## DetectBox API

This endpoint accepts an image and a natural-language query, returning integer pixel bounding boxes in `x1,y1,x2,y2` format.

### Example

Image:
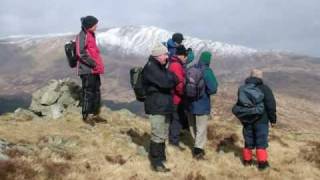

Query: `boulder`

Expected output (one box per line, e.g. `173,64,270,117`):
29,79,81,119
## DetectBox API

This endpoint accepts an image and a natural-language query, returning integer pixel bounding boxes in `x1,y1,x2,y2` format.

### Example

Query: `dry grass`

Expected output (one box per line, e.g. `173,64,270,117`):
0,106,320,179
301,141,320,169
0,160,38,180
185,171,206,180
105,154,127,165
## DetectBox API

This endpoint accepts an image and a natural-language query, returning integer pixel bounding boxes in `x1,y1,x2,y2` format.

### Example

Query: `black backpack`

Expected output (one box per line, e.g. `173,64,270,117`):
130,67,146,102
232,83,265,124
185,64,205,100
64,40,77,68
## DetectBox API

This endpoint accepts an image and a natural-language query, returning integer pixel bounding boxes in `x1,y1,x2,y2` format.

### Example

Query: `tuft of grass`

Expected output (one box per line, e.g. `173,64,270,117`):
42,160,70,180
125,128,150,151
301,141,320,169
0,160,37,180
185,171,206,180
216,133,242,157
5,148,25,158
105,154,127,165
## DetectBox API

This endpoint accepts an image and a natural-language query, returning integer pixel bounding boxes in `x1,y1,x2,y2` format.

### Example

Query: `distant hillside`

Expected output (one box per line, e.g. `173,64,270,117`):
0,25,319,131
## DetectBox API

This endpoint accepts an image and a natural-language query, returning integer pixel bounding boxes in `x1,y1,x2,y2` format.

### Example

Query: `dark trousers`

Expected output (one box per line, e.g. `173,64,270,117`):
169,104,187,145
80,74,101,116
243,122,269,149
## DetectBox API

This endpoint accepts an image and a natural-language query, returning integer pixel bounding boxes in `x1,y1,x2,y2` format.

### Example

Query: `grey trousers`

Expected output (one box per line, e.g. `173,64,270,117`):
188,114,209,149
149,115,170,143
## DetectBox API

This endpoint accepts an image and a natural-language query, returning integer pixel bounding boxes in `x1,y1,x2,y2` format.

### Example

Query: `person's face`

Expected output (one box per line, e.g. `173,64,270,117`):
89,24,98,32
156,53,168,65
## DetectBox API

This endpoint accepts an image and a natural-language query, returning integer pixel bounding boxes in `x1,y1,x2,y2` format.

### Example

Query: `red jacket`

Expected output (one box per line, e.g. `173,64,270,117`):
168,56,185,105
76,29,104,75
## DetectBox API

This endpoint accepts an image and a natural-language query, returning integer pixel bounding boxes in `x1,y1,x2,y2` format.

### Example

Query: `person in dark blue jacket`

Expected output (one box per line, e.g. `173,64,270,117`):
241,69,277,170
188,51,218,159
166,33,184,58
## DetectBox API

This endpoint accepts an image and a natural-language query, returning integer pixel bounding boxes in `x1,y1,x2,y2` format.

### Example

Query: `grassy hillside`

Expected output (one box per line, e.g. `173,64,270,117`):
0,105,319,180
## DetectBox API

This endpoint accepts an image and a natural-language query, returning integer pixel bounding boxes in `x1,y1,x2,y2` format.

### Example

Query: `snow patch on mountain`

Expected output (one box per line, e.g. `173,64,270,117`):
96,25,257,57
0,25,257,57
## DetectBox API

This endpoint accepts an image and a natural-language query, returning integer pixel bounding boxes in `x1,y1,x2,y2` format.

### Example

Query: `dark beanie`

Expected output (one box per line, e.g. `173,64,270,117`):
176,45,187,56
172,33,184,44
81,16,98,30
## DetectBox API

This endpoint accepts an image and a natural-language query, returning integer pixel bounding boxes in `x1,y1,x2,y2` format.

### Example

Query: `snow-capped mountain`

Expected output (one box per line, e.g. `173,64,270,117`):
97,25,257,57
0,25,257,57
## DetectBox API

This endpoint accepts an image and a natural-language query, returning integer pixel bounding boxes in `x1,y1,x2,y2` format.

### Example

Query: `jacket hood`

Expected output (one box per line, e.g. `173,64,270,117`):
199,51,212,66
167,39,177,48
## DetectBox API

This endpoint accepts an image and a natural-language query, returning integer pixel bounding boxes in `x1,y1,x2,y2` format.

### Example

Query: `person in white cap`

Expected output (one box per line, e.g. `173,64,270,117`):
142,42,178,172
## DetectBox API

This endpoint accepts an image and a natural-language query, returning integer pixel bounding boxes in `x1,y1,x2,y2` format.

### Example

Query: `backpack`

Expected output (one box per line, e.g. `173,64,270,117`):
64,40,77,68
232,83,265,124
130,67,146,102
185,64,205,99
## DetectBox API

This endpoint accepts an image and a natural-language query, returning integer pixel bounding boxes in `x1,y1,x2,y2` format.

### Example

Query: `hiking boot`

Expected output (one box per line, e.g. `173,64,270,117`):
194,153,205,160
192,147,205,160
243,160,254,166
152,164,171,172
149,141,170,173
83,114,95,127
258,161,270,171
256,149,269,170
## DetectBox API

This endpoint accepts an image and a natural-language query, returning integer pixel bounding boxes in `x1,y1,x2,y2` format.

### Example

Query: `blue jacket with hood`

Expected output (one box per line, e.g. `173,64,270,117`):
189,52,218,115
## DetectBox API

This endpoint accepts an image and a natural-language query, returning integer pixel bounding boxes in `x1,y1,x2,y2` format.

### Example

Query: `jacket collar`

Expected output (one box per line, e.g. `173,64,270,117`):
198,61,209,68
170,55,183,65
149,56,166,68
82,28,95,37
245,77,263,85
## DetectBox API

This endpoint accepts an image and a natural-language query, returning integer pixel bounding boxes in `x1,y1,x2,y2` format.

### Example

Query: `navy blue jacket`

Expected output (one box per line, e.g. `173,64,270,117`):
166,39,178,58
189,62,218,115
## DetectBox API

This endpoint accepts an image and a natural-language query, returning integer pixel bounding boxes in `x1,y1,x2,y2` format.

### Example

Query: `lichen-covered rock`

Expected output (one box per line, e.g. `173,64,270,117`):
28,79,81,119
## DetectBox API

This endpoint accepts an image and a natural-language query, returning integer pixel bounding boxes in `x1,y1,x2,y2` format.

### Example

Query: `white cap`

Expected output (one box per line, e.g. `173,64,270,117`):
151,43,168,56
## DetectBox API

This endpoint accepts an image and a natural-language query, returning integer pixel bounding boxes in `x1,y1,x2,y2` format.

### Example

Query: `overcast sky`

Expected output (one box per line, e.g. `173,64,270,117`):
1,0,319,57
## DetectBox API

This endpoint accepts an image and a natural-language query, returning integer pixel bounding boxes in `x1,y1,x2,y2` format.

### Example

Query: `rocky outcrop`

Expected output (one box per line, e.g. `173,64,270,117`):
14,79,81,120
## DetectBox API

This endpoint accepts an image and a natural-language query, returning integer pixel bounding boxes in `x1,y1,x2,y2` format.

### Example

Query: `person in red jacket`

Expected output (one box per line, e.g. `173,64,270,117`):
76,15,105,126
168,45,188,149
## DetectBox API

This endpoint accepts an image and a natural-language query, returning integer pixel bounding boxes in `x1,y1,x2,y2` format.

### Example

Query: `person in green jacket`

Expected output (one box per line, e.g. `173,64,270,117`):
187,51,218,159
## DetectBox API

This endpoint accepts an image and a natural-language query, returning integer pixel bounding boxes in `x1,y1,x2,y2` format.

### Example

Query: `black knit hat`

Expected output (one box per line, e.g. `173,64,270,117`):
176,45,187,56
172,33,184,44
81,16,98,30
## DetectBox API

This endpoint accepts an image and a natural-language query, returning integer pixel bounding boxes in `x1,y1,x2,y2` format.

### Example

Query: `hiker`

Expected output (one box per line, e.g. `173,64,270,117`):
187,51,218,160
186,48,195,66
166,33,184,58
142,43,178,172
76,15,105,126
235,69,277,170
168,45,188,150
